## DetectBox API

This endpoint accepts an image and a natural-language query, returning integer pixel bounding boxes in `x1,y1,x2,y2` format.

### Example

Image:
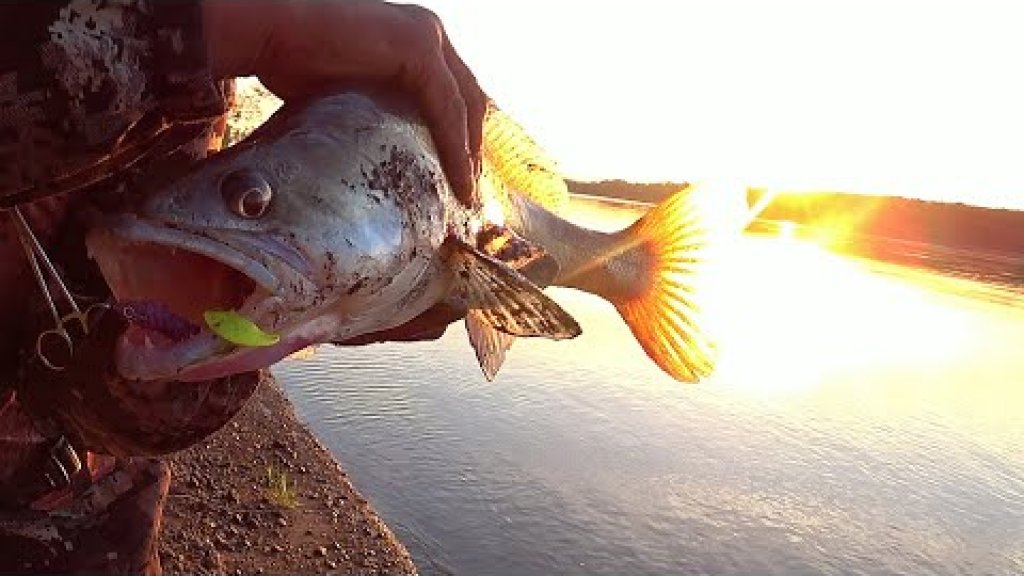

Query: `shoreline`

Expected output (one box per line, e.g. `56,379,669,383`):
159,372,416,575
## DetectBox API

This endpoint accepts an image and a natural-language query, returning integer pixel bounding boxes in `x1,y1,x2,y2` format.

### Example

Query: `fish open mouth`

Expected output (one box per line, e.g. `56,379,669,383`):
112,245,259,340
108,242,256,335
85,218,287,382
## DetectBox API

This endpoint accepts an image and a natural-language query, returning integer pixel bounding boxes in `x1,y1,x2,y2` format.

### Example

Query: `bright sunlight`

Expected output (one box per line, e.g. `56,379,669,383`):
422,0,1024,210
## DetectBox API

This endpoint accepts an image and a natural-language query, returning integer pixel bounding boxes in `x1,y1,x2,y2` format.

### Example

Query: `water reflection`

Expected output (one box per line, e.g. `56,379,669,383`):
713,236,1023,460
274,197,1024,576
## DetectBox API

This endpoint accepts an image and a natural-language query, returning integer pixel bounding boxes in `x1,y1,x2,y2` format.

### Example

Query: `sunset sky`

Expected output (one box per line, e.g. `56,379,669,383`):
420,0,1023,209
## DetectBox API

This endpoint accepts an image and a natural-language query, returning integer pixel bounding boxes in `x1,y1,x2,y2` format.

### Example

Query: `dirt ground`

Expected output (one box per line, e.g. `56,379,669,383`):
160,373,416,575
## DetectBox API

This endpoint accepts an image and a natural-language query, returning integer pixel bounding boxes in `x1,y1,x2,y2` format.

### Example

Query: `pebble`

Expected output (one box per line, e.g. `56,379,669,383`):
201,551,219,569
315,546,327,557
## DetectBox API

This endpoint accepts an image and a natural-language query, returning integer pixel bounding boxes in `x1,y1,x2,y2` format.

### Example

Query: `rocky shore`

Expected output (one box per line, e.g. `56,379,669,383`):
159,372,416,575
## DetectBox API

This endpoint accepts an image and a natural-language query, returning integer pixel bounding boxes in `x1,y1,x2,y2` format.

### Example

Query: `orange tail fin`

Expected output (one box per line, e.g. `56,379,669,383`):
611,186,724,382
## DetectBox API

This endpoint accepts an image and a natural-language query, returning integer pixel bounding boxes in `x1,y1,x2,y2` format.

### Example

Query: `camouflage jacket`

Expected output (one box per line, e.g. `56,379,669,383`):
0,0,231,208
0,2,250,571
0,0,247,454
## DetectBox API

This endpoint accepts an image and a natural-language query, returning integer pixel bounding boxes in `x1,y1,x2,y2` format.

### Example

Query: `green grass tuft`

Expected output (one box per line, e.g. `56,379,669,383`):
265,465,299,509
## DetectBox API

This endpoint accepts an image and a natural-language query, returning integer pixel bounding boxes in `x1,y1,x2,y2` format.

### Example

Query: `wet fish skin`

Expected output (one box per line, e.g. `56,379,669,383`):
87,91,716,383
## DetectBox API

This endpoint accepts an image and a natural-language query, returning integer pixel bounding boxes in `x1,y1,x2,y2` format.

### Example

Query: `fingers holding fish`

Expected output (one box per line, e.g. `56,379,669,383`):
390,4,486,208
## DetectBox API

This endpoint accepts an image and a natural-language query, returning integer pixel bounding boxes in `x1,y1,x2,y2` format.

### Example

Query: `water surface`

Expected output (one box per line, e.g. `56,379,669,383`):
273,198,1024,576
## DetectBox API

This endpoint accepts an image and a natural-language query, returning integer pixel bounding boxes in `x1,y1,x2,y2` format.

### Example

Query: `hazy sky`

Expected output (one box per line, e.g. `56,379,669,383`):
420,0,1023,208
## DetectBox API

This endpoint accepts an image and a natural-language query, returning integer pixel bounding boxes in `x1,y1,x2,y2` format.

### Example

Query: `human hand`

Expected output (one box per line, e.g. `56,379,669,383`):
203,1,485,207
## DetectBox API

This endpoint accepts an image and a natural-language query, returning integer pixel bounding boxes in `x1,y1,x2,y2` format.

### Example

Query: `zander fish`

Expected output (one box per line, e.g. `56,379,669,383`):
85,91,720,383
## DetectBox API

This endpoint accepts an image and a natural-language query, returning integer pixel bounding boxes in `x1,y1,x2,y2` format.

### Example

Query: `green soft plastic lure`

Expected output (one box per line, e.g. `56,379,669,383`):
203,310,280,347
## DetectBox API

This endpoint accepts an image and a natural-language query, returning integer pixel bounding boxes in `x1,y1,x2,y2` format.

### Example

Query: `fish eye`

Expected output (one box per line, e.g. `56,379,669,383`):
220,170,272,219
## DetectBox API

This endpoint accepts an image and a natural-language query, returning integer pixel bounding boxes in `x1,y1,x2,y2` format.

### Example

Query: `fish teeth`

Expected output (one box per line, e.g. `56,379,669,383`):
143,335,155,350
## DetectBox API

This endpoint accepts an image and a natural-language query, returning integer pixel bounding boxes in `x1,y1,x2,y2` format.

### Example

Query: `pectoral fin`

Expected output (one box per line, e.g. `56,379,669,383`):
443,238,580,341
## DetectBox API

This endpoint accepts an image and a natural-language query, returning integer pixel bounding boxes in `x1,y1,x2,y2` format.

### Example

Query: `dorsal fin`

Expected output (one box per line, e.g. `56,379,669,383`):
483,103,570,214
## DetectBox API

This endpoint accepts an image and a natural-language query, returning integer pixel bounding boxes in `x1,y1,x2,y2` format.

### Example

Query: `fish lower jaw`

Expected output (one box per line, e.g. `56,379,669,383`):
114,321,305,383
115,325,227,381
173,335,312,383
114,293,289,382
173,313,347,382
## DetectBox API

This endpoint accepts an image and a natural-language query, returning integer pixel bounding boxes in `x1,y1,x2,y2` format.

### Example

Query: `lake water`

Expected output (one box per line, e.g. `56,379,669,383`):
272,197,1024,576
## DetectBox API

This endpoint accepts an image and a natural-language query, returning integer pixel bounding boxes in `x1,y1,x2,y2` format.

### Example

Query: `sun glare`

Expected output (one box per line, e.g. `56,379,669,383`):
703,238,976,398
777,221,797,240
423,0,1024,210
564,190,989,402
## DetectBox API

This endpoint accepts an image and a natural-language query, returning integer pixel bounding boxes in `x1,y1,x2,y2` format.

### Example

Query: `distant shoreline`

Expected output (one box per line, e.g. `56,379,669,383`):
570,180,1024,259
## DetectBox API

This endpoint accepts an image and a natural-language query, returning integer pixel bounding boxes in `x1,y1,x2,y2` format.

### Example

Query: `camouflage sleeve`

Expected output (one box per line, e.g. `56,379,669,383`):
0,0,232,208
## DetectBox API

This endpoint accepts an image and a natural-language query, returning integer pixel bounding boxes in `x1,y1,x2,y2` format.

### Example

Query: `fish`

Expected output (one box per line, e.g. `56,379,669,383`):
84,91,719,384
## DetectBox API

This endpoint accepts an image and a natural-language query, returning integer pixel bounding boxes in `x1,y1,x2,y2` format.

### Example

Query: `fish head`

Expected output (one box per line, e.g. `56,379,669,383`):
86,93,450,382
